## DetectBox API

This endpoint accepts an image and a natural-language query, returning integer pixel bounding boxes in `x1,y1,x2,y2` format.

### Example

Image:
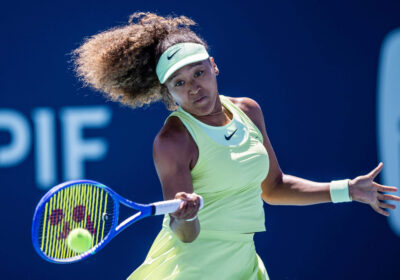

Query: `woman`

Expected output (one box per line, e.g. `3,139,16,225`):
72,12,400,280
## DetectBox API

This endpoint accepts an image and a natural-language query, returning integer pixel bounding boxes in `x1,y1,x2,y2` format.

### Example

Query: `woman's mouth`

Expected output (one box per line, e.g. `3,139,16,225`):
194,96,206,103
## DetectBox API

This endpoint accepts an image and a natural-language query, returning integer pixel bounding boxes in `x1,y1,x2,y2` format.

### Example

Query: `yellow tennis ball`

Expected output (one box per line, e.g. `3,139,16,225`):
67,228,93,253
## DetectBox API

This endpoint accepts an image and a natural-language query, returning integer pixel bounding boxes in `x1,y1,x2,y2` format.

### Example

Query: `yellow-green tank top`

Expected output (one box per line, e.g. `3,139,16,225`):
162,95,270,234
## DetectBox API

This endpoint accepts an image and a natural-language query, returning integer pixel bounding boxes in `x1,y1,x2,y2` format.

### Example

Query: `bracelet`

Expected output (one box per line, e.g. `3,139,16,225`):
330,179,352,203
185,215,198,222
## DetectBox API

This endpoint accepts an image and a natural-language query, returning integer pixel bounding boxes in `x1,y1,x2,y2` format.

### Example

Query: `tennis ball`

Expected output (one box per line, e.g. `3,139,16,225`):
67,228,93,253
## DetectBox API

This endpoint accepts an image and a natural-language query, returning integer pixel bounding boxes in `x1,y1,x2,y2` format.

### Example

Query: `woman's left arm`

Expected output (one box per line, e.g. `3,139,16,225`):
237,97,400,216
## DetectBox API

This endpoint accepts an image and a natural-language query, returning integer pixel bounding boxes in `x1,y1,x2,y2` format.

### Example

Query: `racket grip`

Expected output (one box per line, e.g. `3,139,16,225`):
152,195,204,216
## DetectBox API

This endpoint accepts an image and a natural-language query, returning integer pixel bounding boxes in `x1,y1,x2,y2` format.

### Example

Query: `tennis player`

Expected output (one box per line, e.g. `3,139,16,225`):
72,12,400,280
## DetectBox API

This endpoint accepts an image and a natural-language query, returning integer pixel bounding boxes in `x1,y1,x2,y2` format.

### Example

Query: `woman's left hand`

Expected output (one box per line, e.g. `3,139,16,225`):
349,162,400,216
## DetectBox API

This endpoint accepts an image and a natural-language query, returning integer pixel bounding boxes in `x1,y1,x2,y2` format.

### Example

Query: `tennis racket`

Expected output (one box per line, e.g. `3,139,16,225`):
31,179,203,264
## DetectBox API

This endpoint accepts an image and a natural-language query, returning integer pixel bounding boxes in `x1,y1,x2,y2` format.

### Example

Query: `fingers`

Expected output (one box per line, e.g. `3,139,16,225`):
367,162,383,180
174,192,191,201
378,193,400,202
369,191,400,217
378,201,396,210
371,204,390,217
375,182,398,193
171,192,201,221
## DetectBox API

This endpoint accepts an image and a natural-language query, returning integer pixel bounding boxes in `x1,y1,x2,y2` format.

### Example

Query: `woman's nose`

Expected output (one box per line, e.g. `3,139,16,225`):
188,81,200,95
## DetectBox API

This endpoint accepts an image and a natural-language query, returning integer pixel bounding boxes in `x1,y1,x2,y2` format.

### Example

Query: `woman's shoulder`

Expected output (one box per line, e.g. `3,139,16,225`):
225,96,264,125
153,115,196,163
156,116,191,147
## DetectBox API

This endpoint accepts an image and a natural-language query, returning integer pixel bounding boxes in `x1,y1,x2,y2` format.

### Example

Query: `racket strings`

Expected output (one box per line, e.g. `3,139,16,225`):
37,184,115,260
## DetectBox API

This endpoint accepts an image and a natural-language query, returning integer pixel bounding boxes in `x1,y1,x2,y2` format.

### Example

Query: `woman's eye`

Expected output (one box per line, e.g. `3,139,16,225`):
174,71,203,87
175,80,184,87
195,71,204,77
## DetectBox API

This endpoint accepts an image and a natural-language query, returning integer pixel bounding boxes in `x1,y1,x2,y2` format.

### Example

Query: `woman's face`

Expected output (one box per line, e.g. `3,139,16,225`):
165,57,220,116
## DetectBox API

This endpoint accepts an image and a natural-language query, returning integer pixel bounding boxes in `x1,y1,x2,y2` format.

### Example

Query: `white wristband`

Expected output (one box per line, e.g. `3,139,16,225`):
330,179,352,203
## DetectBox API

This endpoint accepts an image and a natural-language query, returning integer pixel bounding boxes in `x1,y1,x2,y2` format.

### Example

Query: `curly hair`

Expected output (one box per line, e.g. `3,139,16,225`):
71,12,209,111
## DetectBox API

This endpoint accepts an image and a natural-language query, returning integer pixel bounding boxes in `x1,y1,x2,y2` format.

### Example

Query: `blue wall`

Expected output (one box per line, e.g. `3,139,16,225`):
1,0,400,279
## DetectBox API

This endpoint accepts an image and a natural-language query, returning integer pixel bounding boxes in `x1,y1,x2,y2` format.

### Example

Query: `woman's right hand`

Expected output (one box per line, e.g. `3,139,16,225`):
170,192,202,221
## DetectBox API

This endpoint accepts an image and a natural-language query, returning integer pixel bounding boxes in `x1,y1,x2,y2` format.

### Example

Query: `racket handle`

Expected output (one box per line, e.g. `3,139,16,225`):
152,195,204,216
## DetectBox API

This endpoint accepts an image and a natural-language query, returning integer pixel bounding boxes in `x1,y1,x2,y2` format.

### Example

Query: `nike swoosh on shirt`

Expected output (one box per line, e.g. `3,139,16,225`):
167,48,181,60
225,129,238,140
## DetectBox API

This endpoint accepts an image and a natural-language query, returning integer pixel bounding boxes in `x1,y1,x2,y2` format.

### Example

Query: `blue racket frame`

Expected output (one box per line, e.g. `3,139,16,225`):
32,179,155,264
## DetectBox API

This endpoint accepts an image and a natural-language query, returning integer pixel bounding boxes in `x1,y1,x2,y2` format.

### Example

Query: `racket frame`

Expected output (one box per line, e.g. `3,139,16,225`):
32,179,154,264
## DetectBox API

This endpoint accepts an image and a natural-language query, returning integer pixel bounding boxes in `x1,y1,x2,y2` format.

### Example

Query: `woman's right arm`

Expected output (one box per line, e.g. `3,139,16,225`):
152,117,201,243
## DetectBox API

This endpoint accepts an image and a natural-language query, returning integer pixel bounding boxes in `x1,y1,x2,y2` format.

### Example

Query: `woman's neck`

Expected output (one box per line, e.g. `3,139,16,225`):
195,105,232,126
